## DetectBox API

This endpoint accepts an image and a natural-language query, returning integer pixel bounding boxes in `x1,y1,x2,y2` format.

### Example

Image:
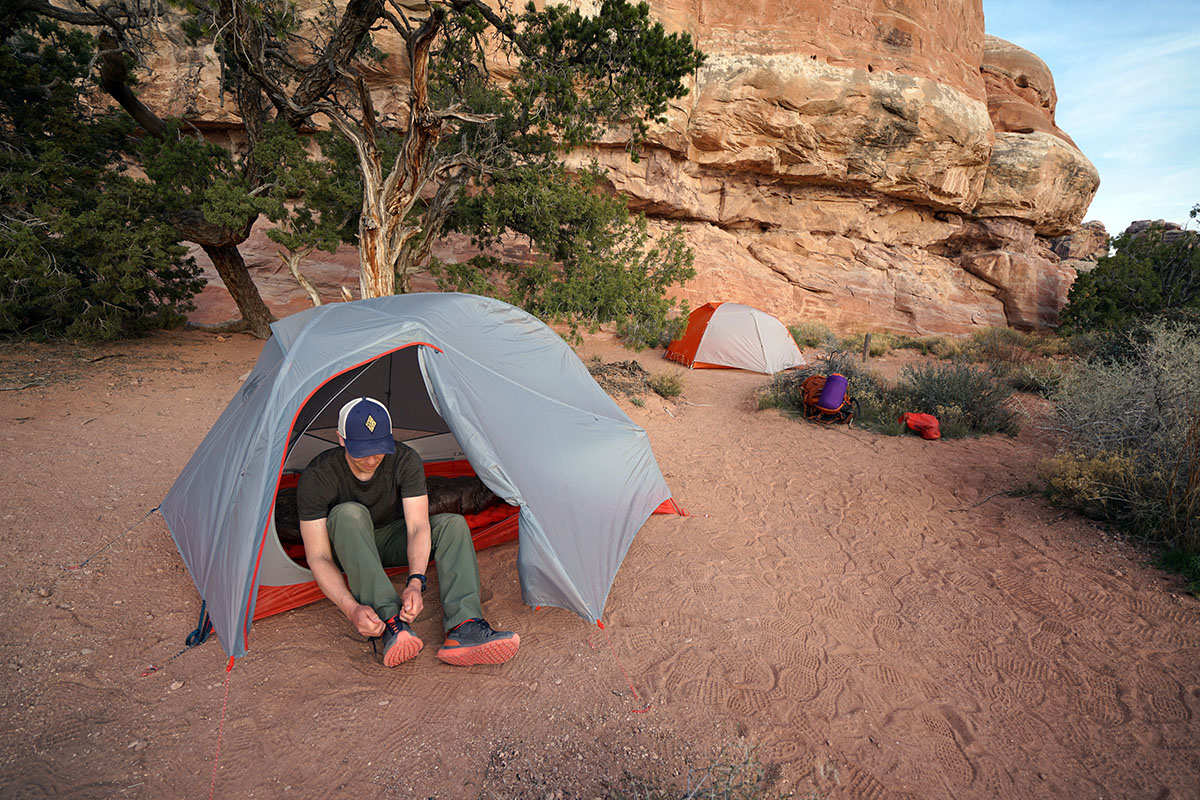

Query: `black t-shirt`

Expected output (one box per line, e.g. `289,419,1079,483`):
296,444,427,527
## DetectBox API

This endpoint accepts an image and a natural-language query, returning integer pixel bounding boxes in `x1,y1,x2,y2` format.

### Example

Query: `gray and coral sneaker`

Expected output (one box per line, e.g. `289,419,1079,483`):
436,618,520,666
378,614,423,667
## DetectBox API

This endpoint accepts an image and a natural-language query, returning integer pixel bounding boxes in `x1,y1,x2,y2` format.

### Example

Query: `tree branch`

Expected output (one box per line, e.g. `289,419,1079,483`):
96,31,167,138
1,0,128,27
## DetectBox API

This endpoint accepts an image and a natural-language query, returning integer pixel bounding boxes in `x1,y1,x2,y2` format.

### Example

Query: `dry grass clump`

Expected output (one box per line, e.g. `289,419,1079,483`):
788,321,836,349
587,356,684,402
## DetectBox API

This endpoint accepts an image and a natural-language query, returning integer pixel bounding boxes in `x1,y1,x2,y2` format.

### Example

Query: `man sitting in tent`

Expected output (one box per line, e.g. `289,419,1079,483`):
297,397,520,667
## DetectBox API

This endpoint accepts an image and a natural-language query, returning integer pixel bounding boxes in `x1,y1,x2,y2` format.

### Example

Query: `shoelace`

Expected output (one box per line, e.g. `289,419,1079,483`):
370,617,405,655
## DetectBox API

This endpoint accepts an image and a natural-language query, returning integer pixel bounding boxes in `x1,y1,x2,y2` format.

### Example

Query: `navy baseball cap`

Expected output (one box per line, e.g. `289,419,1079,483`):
337,397,396,458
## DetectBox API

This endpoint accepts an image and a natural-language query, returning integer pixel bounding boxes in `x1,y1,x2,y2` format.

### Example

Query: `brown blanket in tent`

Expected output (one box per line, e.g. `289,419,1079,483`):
425,476,503,516
273,477,502,546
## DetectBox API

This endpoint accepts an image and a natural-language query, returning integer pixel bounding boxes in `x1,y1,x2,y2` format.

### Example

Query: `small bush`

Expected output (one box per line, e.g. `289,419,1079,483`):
648,372,684,399
788,321,834,349
895,361,1019,436
1045,319,1200,560
891,334,950,355
960,327,1037,365
1007,360,1068,397
1041,451,1142,522
837,331,892,357
760,352,1017,438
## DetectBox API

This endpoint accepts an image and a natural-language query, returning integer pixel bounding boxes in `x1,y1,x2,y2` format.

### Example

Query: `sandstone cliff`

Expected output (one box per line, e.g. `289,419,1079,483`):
162,1,1101,334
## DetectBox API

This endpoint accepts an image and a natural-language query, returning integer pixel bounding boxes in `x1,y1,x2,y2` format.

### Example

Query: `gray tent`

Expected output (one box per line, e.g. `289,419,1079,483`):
160,293,673,659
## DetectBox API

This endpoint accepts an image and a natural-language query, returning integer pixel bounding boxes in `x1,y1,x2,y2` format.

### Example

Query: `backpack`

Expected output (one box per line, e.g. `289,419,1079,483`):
799,374,858,425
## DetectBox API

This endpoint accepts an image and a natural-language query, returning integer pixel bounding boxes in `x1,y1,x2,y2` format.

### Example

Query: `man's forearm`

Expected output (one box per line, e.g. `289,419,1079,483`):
406,524,431,577
308,555,359,618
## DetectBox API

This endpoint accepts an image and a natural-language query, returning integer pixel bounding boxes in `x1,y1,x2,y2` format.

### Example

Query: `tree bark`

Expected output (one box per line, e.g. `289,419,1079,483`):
203,243,275,338
356,7,444,298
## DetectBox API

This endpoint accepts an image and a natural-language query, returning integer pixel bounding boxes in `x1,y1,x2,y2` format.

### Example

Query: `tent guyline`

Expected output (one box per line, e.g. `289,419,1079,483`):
64,503,162,571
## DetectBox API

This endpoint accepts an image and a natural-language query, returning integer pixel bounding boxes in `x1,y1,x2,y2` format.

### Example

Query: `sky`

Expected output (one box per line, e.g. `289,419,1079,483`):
982,0,1200,235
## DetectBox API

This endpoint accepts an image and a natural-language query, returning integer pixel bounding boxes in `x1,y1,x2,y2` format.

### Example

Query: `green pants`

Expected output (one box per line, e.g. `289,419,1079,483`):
326,503,483,631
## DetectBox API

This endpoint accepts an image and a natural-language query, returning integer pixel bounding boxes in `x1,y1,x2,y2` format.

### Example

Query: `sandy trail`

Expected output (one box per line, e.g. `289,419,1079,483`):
0,329,1196,799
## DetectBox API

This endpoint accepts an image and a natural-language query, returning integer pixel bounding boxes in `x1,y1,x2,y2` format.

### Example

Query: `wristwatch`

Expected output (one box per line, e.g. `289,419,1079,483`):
407,573,427,593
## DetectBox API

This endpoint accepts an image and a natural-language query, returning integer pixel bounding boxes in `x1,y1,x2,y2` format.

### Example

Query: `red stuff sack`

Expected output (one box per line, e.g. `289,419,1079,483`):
898,412,941,440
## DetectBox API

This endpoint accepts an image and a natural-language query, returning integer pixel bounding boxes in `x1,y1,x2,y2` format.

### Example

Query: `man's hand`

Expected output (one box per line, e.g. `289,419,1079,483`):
349,603,385,637
398,583,424,623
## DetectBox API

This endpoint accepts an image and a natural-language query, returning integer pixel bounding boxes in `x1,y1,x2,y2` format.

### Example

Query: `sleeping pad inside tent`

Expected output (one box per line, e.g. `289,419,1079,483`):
160,293,683,659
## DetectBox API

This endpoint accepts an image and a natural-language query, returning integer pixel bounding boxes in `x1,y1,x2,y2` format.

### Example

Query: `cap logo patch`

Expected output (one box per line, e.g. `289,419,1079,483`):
365,414,377,433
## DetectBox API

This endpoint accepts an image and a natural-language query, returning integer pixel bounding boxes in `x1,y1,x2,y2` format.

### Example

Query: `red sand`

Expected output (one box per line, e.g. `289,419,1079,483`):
1,329,1197,799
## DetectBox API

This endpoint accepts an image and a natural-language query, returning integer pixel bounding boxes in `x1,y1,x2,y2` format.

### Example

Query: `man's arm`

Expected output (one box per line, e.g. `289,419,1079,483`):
397,494,432,623
299,517,385,637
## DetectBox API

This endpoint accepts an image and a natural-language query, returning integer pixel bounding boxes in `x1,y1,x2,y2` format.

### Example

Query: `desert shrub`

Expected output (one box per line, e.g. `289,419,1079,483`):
760,352,1015,437
837,331,894,357
1026,333,1074,357
1044,319,1200,556
648,372,684,399
928,337,968,359
758,351,891,423
894,361,1019,436
959,327,1037,365
1007,360,1069,397
788,321,834,349
1041,451,1143,521
891,334,949,355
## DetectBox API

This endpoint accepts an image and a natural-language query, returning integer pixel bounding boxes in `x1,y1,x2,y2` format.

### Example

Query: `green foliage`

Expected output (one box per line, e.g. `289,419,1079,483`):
895,361,1019,437
760,351,1017,438
507,0,704,155
1044,319,1200,557
424,3,702,342
1060,219,1199,333
139,122,262,235
1155,549,1200,595
788,322,834,349
0,14,202,340
436,166,694,347
648,372,684,399
252,125,361,257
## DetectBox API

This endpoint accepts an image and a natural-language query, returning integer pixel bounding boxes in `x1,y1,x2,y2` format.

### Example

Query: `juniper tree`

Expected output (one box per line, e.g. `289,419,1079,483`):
202,0,703,338
0,13,202,340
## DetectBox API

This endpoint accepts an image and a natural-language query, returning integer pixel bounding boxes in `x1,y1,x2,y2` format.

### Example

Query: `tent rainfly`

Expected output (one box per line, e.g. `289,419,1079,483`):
665,302,806,374
160,293,679,659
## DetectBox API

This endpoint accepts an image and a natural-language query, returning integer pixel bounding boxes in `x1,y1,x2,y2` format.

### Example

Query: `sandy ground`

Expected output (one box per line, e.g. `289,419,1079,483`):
1,327,1198,799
